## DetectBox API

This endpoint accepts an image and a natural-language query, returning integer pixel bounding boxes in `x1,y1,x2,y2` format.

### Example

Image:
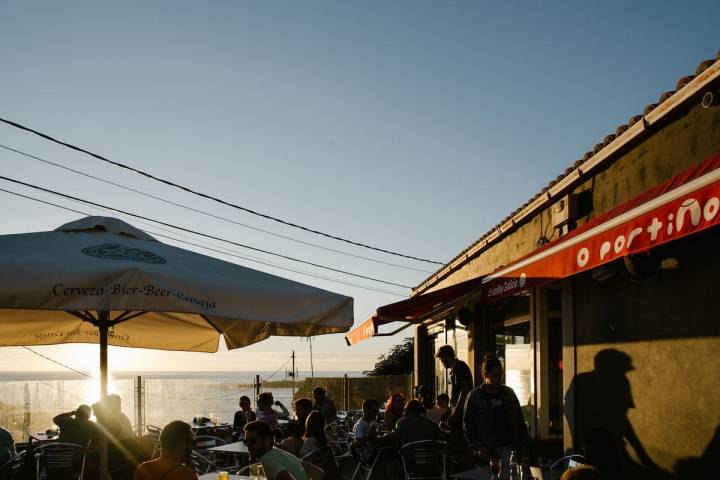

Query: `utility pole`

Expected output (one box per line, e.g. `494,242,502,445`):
309,336,314,379
291,350,296,399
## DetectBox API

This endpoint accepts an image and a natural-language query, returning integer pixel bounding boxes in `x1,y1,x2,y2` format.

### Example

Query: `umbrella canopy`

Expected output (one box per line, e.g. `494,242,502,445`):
0,216,354,353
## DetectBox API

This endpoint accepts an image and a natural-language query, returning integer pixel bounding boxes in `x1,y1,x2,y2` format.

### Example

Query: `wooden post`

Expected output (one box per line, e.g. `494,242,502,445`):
135,376,143,436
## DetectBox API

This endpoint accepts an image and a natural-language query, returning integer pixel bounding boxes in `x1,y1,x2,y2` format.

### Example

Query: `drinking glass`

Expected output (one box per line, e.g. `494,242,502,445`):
490,458,502,480
217,471,229,480
250,463,266,480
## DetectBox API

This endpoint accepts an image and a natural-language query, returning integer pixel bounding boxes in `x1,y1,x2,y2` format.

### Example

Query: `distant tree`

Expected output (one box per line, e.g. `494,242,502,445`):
363,337,413,376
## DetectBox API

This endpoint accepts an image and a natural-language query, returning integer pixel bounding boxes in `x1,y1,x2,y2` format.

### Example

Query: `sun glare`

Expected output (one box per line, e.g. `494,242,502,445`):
82,369,114,407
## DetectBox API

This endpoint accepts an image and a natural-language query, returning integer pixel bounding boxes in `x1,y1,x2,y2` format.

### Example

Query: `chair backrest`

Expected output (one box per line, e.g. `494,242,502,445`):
302,446,337,480
190,451,217,475
400,440,447,480
193,435,227,451
34,443,86,480
302,460,326,480
0,450,27,480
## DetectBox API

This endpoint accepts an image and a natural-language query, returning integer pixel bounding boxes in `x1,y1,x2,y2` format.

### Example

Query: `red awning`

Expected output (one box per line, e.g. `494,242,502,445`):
483,152,720,300
345,276,485,345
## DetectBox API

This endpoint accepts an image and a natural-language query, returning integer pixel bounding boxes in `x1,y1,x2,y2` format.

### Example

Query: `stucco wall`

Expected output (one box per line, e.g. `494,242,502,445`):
428,100,720,293
570,229,720,477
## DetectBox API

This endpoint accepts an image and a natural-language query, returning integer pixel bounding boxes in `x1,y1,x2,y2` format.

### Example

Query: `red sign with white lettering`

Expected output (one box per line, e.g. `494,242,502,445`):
485,155,720,300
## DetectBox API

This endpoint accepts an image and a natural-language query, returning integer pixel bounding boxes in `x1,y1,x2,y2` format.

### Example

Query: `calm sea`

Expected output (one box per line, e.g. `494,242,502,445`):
0,371,358,442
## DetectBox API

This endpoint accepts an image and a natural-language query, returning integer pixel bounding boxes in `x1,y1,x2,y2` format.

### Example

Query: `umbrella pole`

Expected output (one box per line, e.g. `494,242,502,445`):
98,310,109,480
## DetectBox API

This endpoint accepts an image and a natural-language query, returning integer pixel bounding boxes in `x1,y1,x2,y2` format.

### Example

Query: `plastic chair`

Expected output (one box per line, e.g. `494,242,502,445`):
0,450,27,480
146,425,161,459
190,450,226,475
33,443,86,480
399,440,447,480
302,460,326,480
302,446,338,479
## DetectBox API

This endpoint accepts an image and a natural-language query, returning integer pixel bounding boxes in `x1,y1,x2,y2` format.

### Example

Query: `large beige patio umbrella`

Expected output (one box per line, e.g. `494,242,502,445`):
0,216,354,398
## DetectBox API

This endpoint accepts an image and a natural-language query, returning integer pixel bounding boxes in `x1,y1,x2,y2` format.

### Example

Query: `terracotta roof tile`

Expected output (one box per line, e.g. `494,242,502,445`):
696,59,715,75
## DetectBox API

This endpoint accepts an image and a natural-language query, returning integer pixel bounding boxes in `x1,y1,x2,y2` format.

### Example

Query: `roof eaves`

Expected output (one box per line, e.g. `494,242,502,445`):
413,53,720,296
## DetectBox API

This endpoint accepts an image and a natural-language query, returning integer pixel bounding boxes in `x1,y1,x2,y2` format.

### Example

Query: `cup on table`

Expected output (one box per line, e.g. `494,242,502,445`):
250,463,266,480
217,471,229,480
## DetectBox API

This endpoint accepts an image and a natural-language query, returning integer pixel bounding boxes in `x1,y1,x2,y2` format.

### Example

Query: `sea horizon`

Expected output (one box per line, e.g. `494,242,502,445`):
0,370,366,381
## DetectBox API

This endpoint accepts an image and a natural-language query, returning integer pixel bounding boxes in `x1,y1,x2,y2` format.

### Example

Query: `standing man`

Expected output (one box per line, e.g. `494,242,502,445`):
436,345,474,467
312,386,337,425
243,421,307,480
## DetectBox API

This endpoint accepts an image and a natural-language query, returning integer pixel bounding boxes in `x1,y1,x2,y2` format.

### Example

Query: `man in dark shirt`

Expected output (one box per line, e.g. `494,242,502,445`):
53,404,96,447
393,400,441,448
233,395,256,433
436,345,474,468
312,386,337,425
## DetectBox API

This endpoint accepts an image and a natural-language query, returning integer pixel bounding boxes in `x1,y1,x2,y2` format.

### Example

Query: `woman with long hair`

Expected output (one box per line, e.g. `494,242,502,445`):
299,411,327,457
383,392,406,431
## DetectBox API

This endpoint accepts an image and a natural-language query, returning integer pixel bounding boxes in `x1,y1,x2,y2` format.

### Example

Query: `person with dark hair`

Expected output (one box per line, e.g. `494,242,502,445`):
436,345,474,468
243,420,307,480
0,426,15,467
464,354,530,478
134,421,197,480
383,393,405,431
427,393,450,424
257,392,289,428
279,398,314,456
312,386,337,425
353,399,381,462
393,399,441,447
415,385,434,411
234,395,257,433
299,411,327,457
53,404,97,447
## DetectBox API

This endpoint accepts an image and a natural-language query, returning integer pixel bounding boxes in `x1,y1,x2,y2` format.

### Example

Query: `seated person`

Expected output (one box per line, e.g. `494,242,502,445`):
279,397,314,456
234,395,257,433
383,393,405,431
312,387,337,425
134,421,197,480
53,404,97,447
416,385,434,411
426,393,450,424
244,420,307,480
0,426,15,466
299,411,327,457
352,399,380,462
257,392,290,428
393,399,441,448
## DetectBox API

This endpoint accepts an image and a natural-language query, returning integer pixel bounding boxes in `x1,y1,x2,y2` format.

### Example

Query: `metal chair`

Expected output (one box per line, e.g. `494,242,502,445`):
33,443,86,480
302,446,338,479
189,450,226,475
145,425,161,459
349,445,384,480
0,450,27,480
302,460,326,480
399,440,447,480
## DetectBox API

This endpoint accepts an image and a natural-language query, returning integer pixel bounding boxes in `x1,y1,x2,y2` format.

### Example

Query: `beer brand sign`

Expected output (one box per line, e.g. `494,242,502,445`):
485,162,720,300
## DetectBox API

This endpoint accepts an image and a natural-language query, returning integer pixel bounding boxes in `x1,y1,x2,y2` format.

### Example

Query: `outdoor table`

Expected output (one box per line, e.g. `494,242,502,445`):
451,466,491,480
198,474,250,480
28,431,59,443
192,422,230,431
208,442,249,454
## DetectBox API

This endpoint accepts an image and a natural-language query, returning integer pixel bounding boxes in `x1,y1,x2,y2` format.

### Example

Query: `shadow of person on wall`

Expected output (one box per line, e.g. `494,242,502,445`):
565,349,668,479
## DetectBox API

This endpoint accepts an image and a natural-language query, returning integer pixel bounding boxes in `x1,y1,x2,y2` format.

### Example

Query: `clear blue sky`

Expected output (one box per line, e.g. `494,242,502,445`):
0,0,718,373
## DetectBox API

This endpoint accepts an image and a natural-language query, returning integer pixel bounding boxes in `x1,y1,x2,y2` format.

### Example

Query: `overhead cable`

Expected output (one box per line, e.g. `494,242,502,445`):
0,116,445,265
0,187,408,297
0,143,432,274
22,346,94,378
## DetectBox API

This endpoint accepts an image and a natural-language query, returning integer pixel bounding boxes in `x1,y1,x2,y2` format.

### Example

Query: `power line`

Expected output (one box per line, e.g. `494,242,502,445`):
0,116,445,265
0,143,432,274
22,346,94,378
0,186,408,297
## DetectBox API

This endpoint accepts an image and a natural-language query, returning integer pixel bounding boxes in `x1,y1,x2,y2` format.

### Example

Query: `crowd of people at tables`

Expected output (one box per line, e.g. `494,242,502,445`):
1,346,602,479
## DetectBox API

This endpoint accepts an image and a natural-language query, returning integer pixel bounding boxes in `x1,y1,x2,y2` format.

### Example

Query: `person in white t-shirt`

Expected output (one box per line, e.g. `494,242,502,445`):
352,398,380,462
426,393,450,424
